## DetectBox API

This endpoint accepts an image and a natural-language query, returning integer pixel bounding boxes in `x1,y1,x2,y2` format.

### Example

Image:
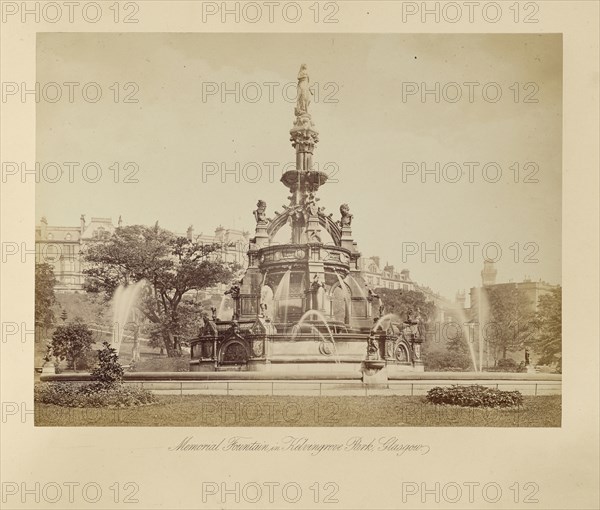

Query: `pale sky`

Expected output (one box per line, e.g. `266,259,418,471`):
36,33,562,299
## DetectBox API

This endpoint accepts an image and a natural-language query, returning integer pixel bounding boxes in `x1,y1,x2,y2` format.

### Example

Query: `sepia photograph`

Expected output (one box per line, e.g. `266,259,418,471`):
1,2,598,509
32,33,562,427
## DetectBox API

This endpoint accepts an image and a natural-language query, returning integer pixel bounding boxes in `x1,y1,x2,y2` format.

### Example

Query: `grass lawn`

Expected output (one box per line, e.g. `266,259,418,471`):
35,395,561,427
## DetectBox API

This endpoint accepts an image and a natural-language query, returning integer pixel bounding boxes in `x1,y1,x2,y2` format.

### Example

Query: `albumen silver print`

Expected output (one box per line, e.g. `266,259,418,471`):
1,2,598,510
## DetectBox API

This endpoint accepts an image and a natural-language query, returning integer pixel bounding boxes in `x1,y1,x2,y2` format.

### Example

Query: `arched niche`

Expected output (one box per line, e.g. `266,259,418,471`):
260,285,274,314
329,281,351,324
219,340,249,364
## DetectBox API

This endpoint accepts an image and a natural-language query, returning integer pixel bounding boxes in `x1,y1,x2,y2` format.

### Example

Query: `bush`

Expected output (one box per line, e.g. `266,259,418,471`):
35,382,156,408
425,350,471,372
50,319,94,370
91,342,124,385
426,385,523,408
486,359,526,373
77,349,99,371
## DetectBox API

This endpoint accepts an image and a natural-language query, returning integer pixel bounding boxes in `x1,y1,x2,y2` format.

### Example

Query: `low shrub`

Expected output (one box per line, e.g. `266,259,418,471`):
77,349,99,371
34,382,156,408
91,342,124,384
426,385,523,408
424,351,472,372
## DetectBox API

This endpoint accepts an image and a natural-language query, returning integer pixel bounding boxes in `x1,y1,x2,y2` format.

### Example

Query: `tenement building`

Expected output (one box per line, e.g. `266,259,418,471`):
35,215,249,293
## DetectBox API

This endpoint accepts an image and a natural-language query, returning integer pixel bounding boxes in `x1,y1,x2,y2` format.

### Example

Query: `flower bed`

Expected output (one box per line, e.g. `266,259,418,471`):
426,385,523,408
35,382,156,408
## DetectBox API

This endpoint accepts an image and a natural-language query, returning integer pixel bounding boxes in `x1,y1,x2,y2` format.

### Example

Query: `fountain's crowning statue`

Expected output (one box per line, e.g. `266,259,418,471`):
190,65,424,374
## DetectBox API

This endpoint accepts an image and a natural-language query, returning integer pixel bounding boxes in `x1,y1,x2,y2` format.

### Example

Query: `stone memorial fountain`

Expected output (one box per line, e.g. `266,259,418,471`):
190,65,424,378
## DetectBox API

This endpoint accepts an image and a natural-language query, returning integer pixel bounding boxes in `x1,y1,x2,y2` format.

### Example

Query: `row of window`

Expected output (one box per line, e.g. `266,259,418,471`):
365,275,412,291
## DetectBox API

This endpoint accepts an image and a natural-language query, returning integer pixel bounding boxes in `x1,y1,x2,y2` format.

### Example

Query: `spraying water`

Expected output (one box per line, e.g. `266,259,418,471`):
373,313,401,332
295,309,340,362
478,288,491,370
332,268,350,322
346,274,368,301
453,307,480,372
273,268,292,323
111,280,146,355
217,294,233,320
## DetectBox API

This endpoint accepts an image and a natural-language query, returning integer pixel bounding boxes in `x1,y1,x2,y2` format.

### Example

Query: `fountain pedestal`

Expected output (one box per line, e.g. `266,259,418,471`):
41,361,56,375
361,360,388,385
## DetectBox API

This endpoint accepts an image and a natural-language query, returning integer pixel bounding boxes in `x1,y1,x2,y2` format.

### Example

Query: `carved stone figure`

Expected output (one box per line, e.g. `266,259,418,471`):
253,200,268,224
225,283,241,298
210,306,217,321
339,204,353,227
311,274,325,292
385,339,394,359
367,289,379,302
366,330,380,360
305,192,320,216
259,302,268,318
295,64,312,116
203,315,218,337
413,342,422,361
311,275,325,310
308,230,322,243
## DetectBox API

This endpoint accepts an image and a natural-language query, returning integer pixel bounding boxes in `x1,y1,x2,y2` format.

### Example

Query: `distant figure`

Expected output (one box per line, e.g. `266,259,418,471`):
525,348,530,365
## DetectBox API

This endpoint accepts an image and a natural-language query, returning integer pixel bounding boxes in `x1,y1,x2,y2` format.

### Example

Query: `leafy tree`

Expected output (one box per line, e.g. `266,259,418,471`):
485,285,535,362
35,263,57,330
530,287,561,370
375,289,436,324
50,319,94,370
147,298,206,351
91,342,124,385
446,324,469,355
83,224,237,357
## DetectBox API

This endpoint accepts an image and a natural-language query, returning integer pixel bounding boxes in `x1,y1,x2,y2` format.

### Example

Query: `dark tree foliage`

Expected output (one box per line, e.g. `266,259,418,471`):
50,319,94,370
486,285,535,362
35,263,57,328
530,287,562,371
91,342,124,385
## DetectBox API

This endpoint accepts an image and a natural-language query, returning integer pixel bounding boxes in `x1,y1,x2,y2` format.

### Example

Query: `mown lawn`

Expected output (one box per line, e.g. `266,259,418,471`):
35,395,561,427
